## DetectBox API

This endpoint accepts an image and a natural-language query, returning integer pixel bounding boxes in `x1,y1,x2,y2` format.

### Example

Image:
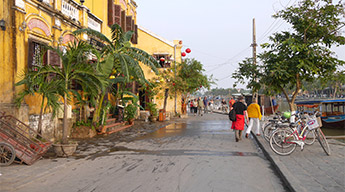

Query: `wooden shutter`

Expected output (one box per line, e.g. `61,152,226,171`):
114,5,121,25
131,24,138,44
27,39,34,70
126,16,132,32
121,10,126,31
108,0,114,26
47,50,61,67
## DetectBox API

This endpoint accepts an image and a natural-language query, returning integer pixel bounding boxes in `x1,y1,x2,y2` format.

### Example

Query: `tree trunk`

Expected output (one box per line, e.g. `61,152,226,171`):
37,95,45,139
62,93,68,144
163,88,169,111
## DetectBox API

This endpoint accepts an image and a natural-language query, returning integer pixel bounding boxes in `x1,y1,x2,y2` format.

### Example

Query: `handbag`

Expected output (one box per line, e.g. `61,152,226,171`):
229,109,236,121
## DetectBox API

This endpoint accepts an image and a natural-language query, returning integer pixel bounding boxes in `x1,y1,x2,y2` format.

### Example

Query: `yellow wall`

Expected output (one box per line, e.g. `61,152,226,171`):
0,0,138,115
136,27,183,114
1,0,184,118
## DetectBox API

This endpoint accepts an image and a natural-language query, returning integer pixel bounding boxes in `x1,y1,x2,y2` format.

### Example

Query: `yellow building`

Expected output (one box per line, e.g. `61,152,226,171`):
0,0,183,139
135,26,183,116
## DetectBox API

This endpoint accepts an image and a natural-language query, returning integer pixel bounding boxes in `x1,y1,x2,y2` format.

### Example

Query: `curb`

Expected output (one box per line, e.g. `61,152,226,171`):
215,111,297,192
252,134,296,192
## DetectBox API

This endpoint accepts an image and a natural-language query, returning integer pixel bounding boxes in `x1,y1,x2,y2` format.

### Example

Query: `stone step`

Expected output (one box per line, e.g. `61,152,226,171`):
106,118,116,123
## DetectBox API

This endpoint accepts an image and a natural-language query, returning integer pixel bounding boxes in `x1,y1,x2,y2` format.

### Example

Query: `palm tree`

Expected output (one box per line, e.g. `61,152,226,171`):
15,67,63,138
73,24,160,124
36,41,103,144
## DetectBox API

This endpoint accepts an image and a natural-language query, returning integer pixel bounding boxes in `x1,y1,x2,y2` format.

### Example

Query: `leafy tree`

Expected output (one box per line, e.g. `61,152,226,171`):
235,0,345,111
175,58,213,100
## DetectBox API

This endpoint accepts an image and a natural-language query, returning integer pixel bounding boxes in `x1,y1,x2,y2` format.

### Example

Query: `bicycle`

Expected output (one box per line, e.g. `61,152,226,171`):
269,112,328,156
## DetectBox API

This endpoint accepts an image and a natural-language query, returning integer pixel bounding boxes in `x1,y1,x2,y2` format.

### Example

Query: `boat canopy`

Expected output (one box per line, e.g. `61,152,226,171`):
295,99,345,105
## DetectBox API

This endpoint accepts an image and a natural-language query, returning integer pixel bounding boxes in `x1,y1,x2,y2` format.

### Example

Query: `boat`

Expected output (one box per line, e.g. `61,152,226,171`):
295,99,345,129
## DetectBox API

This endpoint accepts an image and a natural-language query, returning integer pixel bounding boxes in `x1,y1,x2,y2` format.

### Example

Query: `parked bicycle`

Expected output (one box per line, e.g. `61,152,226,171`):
269,111,330,156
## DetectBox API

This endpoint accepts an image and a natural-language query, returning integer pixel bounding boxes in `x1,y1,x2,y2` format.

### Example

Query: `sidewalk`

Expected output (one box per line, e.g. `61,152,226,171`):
253,133,345,192
214,109,345,192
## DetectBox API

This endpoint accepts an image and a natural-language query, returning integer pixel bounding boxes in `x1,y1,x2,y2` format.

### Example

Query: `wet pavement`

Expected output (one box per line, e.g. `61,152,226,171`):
1,113,287,192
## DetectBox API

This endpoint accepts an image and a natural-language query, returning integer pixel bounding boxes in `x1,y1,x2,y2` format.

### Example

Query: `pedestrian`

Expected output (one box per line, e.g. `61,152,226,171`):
229,97,235,110
189,100,194,115
209,99,214,113
245,99,262,138
203,96,208,114
198,97,204,116
193,99,198,115
231,96,249,142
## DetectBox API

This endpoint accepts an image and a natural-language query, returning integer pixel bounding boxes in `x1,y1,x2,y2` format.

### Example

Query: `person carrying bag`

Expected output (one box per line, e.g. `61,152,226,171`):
230,96,249,142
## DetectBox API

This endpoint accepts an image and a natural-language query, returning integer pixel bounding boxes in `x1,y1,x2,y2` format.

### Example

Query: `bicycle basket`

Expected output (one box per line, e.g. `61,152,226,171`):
307,118,320,130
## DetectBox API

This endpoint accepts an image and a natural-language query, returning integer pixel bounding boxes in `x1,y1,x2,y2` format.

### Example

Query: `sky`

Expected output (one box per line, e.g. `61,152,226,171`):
135,0,345,89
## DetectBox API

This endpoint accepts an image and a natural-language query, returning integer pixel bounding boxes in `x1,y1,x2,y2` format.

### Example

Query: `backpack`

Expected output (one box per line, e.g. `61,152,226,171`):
229,109,236,121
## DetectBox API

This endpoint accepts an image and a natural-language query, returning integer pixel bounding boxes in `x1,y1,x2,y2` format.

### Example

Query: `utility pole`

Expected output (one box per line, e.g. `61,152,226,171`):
251,18,258,101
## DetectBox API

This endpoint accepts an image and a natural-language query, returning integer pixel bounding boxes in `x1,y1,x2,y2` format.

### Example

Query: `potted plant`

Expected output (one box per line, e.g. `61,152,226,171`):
146,102,158,122
124,103,137,124
36,41,103,157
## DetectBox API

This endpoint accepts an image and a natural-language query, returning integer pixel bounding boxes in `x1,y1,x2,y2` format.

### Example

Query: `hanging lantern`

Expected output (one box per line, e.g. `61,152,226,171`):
160,57,165,62
181,52,186,57
173,83,176,86
110,75,115,79
200,85,202,88
186,48,191,53
196,88,198,91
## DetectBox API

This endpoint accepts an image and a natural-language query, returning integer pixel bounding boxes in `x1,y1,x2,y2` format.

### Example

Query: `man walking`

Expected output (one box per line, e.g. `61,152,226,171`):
203,96,208,114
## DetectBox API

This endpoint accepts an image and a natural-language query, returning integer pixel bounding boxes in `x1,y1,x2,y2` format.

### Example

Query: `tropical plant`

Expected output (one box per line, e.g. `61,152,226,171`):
35,41,103,144
73,24,160,125
15,67,63,137
146,102,158,117
124,103,137,122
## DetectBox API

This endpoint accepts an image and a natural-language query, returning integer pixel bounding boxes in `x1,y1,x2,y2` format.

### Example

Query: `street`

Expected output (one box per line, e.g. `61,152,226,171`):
1,113,286,192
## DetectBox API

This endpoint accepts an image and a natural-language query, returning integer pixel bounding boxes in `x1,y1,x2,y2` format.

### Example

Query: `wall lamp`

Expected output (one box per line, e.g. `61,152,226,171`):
80,0,85,5
19,21,27,32
0,19,6,31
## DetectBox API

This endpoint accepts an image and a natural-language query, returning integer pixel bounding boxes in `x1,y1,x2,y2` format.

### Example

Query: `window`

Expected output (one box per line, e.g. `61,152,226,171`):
28,40,47,71
153,54,171,68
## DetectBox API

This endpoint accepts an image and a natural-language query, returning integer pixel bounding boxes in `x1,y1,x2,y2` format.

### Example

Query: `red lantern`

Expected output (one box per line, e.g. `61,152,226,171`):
186,48,191,53
160,57,165,62
181,52,186,57
196,88,198,91
173,83,175,86
200,85,202,88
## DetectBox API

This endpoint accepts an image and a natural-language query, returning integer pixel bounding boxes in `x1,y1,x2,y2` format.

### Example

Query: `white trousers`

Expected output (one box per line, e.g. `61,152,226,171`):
246,118,260,135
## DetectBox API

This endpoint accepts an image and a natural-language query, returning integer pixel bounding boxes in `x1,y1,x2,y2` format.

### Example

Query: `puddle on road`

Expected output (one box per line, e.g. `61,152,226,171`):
136,121,231,140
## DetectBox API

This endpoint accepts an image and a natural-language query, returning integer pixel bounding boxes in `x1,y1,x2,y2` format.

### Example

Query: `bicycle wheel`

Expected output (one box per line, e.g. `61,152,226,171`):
263,123,275,142
304,129,316,145
315,128,331,156
0,142,16,166
270,129,297,156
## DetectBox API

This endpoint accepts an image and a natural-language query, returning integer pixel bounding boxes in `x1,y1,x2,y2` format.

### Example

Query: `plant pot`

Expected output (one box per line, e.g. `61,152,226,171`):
128,118,134,125
149,116,157,122
53,143,78,157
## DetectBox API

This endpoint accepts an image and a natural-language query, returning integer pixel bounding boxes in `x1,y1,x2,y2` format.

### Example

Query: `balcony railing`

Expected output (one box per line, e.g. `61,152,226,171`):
61,0,79,22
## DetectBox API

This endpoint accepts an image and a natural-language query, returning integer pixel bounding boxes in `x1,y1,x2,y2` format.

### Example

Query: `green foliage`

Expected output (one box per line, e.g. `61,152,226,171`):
124,103,137,121
233,0,345,111
146,102,158,117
